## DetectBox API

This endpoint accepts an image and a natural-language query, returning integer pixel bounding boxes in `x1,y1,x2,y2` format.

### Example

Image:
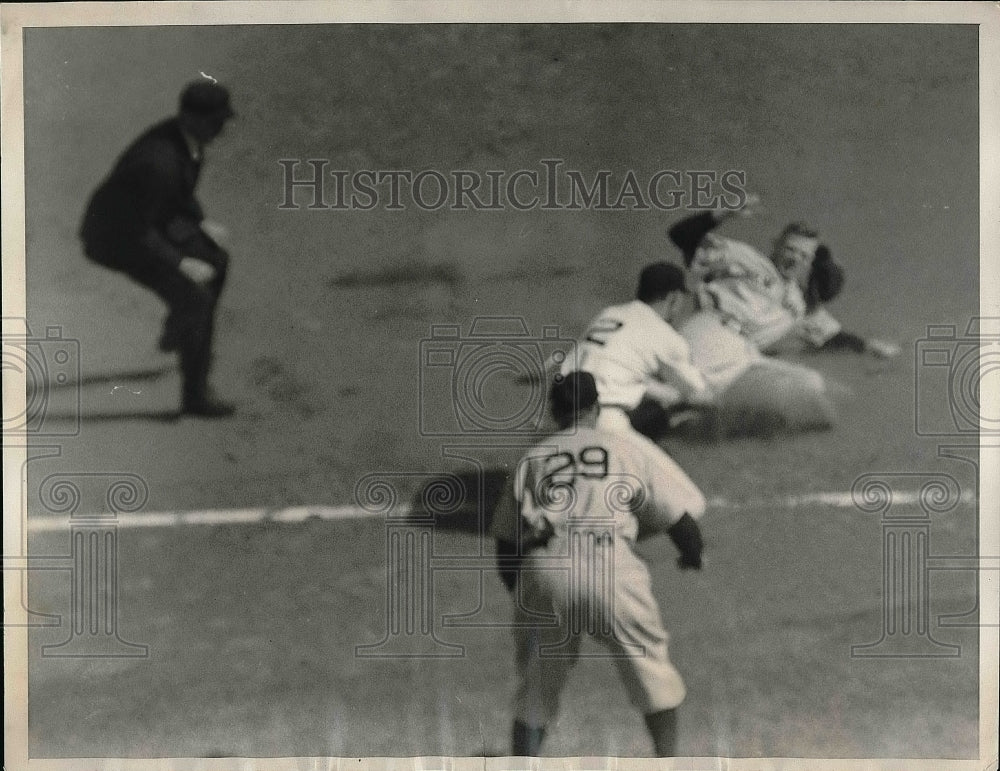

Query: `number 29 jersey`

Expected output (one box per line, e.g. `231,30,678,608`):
491,425,704,549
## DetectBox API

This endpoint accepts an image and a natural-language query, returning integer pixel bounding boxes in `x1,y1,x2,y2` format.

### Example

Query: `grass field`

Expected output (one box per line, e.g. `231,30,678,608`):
11,17,991,762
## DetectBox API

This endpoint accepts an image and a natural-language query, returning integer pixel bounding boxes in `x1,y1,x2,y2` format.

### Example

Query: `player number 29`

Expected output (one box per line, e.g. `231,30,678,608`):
541,446,610,485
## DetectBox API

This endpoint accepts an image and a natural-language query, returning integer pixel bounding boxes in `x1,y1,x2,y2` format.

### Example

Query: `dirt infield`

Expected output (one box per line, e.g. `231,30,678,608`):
16,20,984,760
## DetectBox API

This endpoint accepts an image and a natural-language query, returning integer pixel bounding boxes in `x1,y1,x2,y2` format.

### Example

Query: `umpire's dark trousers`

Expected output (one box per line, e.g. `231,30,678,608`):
83,229,228,403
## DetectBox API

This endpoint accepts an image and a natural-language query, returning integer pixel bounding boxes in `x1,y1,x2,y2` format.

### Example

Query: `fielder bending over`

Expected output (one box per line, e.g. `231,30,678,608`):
492,371,706,757
559,261,714,438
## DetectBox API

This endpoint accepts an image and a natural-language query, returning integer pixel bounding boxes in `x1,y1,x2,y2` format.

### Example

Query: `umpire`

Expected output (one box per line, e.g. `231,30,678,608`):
80,80,236,417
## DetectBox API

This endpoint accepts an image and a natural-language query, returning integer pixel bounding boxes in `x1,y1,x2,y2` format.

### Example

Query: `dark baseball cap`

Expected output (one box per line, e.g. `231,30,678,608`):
180,80,235,118
550,370,599,416
636,262,686,302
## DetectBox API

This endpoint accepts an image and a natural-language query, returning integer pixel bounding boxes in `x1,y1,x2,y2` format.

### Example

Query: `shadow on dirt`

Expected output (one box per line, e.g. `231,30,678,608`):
407,467,508,533
31,365,174,391
42,409,181,423
329,257,463,289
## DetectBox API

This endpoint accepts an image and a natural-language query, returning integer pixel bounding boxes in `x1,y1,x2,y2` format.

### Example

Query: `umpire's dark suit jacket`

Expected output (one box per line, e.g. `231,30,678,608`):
80,118,222,270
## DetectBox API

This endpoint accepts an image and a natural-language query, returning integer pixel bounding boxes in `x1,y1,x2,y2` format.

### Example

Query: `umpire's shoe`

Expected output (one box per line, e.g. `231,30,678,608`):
182,391,235,418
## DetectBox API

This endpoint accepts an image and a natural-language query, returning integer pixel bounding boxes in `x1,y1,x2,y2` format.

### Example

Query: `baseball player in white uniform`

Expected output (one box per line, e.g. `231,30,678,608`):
560,261,713,437
667,195,899,435
492,371,706,756
671,193,901,359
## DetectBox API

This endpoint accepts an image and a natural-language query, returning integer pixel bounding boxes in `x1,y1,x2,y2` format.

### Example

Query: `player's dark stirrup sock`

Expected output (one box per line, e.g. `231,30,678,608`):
512,720,546,755
643,707,678,756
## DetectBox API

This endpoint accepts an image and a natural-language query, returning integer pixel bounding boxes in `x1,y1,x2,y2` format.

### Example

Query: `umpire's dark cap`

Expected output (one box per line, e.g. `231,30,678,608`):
551,370,599,416
180,80,235,118
637,262,686,302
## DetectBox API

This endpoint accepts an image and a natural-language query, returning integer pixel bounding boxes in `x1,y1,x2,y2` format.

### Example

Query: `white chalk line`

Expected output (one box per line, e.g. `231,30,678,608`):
23,489,979,533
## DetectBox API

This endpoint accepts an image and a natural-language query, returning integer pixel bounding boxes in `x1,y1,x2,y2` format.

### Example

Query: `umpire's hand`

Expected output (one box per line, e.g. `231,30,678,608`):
201,220,229,246
179,256,216,284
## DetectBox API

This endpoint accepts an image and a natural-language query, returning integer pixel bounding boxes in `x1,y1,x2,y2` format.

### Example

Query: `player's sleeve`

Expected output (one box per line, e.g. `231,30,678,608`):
625,438,706,567
669,211,719,266
626,434,707,535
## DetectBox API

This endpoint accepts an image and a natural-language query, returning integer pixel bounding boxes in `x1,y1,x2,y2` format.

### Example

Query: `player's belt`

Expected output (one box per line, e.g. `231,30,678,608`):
523,530,614,554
